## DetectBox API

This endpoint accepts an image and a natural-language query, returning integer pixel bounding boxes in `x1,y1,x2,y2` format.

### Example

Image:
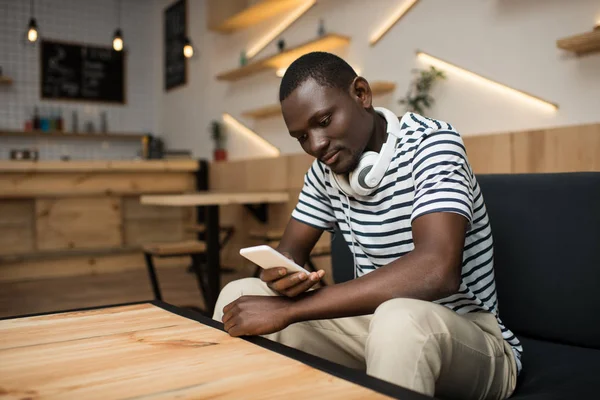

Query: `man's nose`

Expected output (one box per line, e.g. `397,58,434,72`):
309,133,329,156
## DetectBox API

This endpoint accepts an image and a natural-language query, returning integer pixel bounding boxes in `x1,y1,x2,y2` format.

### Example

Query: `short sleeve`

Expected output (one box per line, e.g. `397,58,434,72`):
411,129,475,224
291,160,337,232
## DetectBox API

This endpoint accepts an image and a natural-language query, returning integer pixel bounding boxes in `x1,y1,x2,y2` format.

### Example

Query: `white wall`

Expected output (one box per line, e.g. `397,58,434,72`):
156,0,600,160
0,0,158,135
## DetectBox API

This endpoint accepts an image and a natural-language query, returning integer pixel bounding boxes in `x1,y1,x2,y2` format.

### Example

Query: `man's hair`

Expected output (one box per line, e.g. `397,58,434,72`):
279,52,357,102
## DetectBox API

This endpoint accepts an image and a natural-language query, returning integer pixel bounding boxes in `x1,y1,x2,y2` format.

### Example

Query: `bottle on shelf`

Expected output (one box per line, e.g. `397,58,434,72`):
40,107,50,132
33,106,40,130
49,108,56,131
72,110,78,133
57,108,63,132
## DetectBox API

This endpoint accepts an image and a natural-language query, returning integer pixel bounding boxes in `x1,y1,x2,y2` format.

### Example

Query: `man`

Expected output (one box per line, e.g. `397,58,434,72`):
213,52,521,399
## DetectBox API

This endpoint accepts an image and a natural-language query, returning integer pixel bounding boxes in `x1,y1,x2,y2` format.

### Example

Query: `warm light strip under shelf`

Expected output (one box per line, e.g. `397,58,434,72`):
369,0,420,46
246,0,316,59
222,113,280,156
416,51,559,112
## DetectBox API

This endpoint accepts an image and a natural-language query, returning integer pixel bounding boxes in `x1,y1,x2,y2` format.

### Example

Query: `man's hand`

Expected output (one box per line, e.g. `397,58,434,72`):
259,251,325,297
222,296,295,337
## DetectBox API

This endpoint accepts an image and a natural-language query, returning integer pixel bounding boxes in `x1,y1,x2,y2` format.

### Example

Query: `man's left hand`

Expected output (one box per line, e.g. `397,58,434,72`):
222,295,294,337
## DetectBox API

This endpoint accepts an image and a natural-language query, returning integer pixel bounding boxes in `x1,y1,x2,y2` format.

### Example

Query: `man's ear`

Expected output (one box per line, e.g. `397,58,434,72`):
350,77,373,109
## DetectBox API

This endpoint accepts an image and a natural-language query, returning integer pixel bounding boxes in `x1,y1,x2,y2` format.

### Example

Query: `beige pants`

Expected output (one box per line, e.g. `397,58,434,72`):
213,278,517,400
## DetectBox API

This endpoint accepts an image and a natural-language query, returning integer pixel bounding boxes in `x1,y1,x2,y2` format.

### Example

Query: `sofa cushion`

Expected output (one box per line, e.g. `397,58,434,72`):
477,173,600,349
509,337,600,399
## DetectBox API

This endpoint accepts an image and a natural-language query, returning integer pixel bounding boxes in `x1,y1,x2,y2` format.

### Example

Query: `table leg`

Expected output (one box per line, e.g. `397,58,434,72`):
204,205,220,315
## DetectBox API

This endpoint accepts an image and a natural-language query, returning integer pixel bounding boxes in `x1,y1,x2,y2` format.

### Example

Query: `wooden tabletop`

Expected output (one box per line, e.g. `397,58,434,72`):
140,191,290,206
0,302,415,400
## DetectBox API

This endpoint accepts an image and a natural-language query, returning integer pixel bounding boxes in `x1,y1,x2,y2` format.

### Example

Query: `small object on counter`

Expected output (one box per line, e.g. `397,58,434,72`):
10,149,38,161
24,120,32,131
33,106,40,130
100,111,108,133
240,50,247,66
277,38,285,52
147,136,165,159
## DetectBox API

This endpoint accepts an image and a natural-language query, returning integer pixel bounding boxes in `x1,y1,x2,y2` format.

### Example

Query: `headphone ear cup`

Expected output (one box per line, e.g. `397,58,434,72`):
331,173,354,197
349,152,379,196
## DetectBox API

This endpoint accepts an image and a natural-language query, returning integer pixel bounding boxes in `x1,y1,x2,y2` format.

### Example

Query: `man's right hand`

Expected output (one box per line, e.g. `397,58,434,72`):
259,252,325,297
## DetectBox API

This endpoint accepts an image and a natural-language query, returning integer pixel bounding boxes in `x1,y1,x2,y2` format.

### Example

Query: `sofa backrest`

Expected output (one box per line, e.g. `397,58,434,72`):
332,172,600,349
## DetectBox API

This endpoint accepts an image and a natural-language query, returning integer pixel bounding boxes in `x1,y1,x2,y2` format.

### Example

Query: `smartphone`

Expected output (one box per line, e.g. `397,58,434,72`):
239,245,310,275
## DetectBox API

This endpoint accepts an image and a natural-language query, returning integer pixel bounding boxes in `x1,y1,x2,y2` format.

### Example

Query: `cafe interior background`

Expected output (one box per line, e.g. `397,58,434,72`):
0,0,599,317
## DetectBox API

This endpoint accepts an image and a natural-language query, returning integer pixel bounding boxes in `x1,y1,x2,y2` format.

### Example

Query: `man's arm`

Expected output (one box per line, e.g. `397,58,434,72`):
287,212,466,323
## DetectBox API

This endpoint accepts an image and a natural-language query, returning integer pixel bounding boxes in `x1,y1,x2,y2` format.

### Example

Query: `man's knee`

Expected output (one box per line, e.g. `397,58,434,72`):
369,298,452,342
213,278,270,321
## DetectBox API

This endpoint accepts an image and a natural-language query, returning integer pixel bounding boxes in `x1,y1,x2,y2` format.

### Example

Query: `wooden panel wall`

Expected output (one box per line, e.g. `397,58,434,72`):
463,122,600,174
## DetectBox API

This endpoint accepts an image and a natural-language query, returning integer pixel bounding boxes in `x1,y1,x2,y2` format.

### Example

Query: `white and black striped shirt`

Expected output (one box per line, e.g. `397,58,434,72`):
292,112,523,372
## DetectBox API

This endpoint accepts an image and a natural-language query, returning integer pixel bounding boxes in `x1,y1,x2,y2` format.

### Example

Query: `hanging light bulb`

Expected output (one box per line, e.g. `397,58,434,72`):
26,0,38,43
113,29,123,51
183,37,194,58
112,0,123,51
27,18,38,42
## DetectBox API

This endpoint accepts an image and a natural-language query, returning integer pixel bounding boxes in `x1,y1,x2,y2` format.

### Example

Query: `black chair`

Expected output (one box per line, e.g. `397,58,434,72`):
332,173,600,399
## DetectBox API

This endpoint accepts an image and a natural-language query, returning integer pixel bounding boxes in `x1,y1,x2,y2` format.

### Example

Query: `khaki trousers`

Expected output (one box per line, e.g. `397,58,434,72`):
213,278,517,400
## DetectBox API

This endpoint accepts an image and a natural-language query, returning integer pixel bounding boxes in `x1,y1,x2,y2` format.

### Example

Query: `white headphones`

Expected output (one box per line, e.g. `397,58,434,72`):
330,107,401,197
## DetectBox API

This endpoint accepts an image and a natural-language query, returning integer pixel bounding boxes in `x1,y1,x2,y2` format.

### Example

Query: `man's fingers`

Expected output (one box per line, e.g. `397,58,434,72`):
222,300,236,316
224,316,237,332
283,273,321,297
270,272,309,293
260,267,287,282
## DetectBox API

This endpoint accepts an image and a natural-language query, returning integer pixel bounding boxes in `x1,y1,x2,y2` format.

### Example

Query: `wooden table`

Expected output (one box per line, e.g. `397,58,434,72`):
0,302,429,399
140,192,289,314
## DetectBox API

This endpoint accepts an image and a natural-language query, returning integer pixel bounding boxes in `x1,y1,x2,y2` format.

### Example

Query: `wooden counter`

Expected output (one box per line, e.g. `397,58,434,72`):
0,159,198,173
0,160,201,317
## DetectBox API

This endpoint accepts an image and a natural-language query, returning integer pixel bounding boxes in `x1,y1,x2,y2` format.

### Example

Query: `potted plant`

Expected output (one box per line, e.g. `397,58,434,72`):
399,66,446,116
210,120,227,161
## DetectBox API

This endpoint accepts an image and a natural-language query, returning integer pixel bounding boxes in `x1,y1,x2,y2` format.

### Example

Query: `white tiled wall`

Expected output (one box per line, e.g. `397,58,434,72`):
0,0,158,160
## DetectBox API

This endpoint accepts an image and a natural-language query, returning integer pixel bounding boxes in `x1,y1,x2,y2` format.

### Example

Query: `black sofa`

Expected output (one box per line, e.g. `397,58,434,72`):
331,173,600,399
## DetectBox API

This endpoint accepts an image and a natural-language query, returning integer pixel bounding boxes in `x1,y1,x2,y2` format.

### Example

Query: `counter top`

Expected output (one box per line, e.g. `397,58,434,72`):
0,160,199,173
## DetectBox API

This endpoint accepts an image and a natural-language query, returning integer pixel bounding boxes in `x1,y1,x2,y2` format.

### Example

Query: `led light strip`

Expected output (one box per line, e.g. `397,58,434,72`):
416,51,559,112
222,113,280,156
369,0,420,46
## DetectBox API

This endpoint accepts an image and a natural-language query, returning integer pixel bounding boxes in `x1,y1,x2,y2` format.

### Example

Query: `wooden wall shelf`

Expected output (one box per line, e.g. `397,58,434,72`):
0,130,146,141
370,81,397,96
0,76,13,85
241,81,396,120
210,0,307,33
557,27,600,55
216,33,351,81
242,104,282,119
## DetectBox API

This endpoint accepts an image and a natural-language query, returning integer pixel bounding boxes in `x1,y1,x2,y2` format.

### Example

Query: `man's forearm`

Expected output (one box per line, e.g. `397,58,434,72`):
287,249,459,323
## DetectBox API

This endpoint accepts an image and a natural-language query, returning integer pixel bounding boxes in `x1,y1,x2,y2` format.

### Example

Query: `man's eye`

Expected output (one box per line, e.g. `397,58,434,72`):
298,134,308,143
319,115,331,127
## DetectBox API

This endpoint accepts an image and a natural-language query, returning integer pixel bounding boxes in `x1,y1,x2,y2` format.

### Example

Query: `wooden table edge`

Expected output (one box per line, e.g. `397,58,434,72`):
154,300,433,400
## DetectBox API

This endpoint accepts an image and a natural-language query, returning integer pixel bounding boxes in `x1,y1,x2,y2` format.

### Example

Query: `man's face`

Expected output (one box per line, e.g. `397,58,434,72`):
281,78,373,175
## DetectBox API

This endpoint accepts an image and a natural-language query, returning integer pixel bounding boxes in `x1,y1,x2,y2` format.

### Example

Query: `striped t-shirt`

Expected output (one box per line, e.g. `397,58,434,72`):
292,111,523,372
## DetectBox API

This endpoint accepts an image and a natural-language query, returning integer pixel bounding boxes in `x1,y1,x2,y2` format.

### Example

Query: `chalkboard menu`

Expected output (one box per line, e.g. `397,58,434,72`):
164,0,187,91
40,39,125,103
